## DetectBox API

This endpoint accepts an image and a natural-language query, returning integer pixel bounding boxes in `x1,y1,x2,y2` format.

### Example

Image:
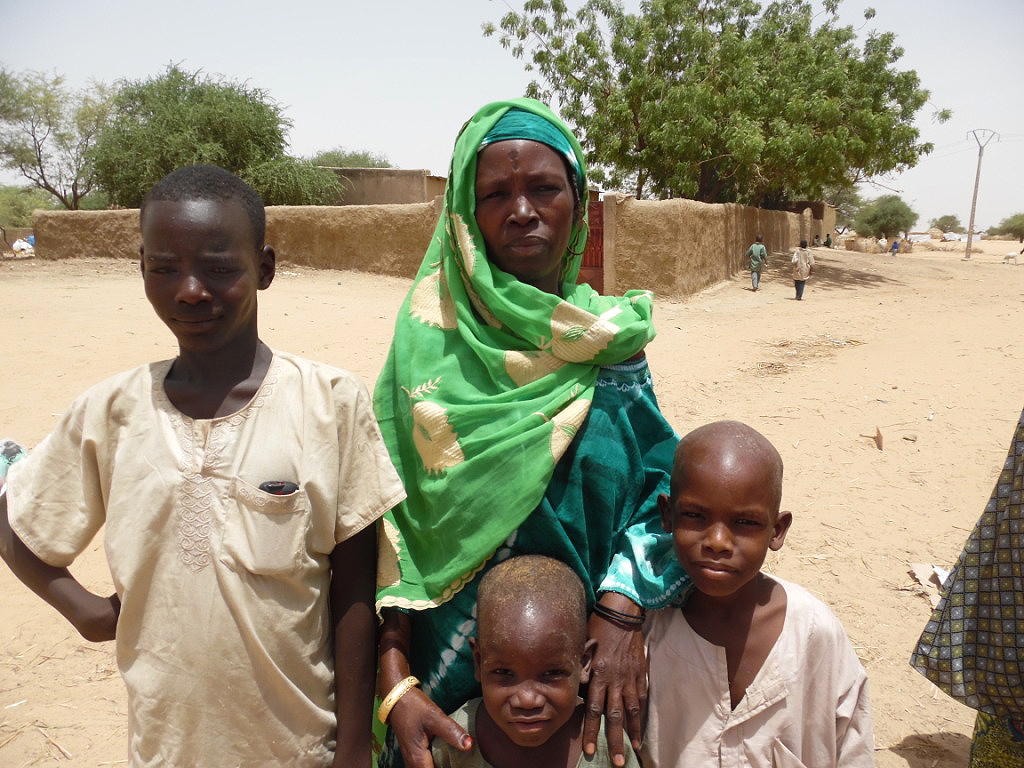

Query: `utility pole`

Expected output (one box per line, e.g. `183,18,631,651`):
962,129,998,261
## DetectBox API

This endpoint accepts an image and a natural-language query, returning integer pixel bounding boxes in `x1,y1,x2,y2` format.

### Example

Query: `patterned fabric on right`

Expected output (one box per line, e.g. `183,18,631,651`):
910,407,1024,718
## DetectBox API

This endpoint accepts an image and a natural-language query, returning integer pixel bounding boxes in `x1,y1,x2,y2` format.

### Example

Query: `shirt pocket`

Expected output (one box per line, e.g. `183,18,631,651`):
769,737,808,768
221,477,310,575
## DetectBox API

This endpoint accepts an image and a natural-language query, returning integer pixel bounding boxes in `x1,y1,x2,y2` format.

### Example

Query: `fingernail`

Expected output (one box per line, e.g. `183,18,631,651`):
461,736,473,750
584,742,596,756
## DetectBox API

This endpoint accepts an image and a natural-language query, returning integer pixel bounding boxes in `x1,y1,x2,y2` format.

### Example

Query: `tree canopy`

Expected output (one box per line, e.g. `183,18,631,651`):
92,65,340,207
484,0,948,204
309,147,393,168
930,214,963,233
0,69,115,209
988,212,1024,242
245,156,344,207
853,194,916,238
0,184,57,227
823,182,861,230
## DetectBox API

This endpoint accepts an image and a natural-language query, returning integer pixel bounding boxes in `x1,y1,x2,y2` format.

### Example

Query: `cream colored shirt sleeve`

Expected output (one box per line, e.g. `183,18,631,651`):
330,372,406,544
8,373,128,567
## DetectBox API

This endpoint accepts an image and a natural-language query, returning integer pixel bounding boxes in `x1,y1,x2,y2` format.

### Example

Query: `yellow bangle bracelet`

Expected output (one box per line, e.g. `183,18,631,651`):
377,675,420,725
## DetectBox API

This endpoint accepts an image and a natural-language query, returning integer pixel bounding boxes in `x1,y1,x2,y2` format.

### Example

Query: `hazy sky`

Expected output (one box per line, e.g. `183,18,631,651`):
1,0,1020,229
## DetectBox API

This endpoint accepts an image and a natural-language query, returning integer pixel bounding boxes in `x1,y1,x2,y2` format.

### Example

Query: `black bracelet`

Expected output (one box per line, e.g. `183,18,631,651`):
596,601,646,622
592,609,644,630
592,601,646,628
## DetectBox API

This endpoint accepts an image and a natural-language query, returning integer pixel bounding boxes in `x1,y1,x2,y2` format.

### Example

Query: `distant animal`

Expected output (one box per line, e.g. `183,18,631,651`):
1003,252,1018,265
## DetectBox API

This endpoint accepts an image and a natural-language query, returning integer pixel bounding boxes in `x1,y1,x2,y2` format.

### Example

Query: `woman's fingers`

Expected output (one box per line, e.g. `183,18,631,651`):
585,593,649,765
390,688,470,768
427,707,472,752
584,626,633,766
582,661,608,757
601,681,629,767
622,627,647,748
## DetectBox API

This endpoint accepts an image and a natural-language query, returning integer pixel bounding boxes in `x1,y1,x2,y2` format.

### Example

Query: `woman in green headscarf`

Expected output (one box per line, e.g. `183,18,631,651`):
374,98,689,768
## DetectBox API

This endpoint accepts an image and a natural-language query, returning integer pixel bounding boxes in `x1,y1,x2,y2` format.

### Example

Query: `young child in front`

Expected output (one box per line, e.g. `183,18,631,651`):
0,164,405,767
431,555,640,768
644,421,874,768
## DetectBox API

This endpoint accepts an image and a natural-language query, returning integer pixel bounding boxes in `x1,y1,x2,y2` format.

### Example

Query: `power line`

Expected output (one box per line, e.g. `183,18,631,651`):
918,146,976,163
930,139,971,152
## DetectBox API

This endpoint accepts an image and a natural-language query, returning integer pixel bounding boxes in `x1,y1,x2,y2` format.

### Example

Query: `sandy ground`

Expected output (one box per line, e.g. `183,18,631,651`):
1,238,1023,766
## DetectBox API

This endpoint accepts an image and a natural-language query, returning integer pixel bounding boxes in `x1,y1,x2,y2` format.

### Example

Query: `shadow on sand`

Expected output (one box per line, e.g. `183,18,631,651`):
767,250,904,292
888,731,972,768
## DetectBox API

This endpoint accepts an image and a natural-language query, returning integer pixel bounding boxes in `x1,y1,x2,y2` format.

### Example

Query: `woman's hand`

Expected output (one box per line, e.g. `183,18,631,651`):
379,609,471,768
583,592,647,768
387,686,472,768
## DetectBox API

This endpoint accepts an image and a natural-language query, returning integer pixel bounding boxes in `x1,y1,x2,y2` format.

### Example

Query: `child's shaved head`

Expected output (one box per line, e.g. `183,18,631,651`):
141,164,265,245
472,556,594,750
671,421,784,514
477,555,587,647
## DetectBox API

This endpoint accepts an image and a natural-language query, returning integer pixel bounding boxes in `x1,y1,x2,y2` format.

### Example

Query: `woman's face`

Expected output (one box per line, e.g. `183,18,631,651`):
475,139,577,296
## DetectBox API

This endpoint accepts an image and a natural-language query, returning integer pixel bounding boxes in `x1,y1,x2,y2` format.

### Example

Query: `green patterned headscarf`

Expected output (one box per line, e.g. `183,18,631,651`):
479,108,584,197
374,98,657,610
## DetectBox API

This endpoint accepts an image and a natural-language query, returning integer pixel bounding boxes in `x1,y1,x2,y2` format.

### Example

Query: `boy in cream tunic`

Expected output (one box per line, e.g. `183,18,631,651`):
0,165,404,767
644,421,873,768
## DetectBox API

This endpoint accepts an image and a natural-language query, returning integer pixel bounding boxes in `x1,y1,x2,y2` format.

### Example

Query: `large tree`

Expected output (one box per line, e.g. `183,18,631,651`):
0,69,115,209
92,65,339,207
484,0,947,204
853,194,916,238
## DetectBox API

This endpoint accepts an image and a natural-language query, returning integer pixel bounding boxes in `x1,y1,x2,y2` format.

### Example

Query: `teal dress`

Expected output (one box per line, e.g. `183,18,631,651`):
380,357,689,767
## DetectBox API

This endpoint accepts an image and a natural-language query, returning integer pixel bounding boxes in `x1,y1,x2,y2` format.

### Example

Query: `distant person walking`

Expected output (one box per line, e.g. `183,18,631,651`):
825,233,833,248
746,235,768,291
890,239,900,255
792,239,815,300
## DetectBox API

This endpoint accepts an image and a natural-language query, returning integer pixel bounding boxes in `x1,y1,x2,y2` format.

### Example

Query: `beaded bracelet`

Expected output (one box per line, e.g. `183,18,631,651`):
592,601,646,629
377,675,420,725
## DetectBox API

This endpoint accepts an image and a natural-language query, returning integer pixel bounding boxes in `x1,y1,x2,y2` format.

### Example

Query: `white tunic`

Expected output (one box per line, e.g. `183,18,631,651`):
642,577,874,768
8,351,406,767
